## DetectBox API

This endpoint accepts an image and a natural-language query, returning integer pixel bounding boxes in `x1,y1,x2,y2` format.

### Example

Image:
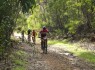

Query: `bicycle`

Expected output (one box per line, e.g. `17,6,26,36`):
28,34,31,42
32,36,36,44
41,36,47,54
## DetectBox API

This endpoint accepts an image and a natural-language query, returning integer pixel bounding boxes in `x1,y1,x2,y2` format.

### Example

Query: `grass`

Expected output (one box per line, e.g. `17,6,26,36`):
79,52,95,63
48,39,69,45
12,58,27,70
13,66,26,70
16,50,28,56
48,39,95,63
11,50,28,70
13,59,26,66
8,38,28,70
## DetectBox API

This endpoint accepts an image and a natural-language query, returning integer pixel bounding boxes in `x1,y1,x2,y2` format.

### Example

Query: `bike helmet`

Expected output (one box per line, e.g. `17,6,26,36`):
43,26,46,29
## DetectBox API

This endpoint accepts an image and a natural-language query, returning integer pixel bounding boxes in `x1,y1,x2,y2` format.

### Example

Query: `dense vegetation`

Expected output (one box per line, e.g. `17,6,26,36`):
0,0,35,55
45,0,95,38
26,0,95,39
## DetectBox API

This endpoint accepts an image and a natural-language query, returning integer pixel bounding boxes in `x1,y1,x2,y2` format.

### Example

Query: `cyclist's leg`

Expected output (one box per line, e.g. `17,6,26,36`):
22,34,24,42
34,37,36,44
28,35,29,42
28,34,31,42
33,36,36,44
32,37,34,43
29,34,30,42
41,39,46,53
45,39,47,54
41,39,43,50
43,40,46,53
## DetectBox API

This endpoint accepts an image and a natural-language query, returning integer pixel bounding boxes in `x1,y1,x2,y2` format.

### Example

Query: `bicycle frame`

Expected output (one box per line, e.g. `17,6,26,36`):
41,37,47,54
32,36,35,44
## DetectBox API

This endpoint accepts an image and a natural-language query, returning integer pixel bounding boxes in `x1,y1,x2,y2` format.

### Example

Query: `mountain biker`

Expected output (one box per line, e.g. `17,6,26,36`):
27,29,31,42
39,26,49,53
21,30,24,42
32,30,37,44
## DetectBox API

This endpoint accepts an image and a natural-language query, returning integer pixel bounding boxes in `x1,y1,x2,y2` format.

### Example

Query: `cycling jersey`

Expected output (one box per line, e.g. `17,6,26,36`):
32,31,36,37
40,29,49,38
28,29,31,35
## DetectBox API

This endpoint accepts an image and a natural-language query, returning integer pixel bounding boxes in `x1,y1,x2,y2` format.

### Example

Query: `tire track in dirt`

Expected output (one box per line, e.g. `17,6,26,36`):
19,43,95,70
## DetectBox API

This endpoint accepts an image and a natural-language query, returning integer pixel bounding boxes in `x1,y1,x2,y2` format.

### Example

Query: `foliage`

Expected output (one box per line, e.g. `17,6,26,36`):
25,3,48,31
0,0,35,55
19,0,36,13
11,50,28,70
32,0,95,38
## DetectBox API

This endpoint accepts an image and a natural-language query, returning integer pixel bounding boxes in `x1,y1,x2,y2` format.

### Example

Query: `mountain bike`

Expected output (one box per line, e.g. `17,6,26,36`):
41,36,47,54
28,34,31,42
32,36,36,44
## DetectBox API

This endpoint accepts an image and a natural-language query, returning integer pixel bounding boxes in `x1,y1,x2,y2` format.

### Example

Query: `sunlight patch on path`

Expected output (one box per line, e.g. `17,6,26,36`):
48,43,68,54
48,43,95,70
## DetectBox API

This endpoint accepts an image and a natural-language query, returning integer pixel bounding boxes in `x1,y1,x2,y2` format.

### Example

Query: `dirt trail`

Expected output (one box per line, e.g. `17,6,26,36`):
16,43,95,70
10,32,95,70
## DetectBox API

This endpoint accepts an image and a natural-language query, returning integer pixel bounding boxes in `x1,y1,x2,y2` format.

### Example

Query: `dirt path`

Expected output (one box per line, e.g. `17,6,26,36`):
9,32,95,70
13,42,95,70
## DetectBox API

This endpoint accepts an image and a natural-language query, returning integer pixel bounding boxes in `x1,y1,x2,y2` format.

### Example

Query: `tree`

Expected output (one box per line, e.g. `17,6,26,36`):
0,0,35,52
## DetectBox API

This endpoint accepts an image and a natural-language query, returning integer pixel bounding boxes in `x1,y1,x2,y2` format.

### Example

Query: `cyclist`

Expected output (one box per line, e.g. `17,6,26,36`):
27,29,31,42
39,26,49,53
32,30,37,44
21,30,24,42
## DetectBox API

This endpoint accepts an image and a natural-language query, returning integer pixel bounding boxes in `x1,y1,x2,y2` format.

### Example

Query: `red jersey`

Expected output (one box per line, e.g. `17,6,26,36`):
40,29,49,37
32,31,36,37
40,29,48,33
